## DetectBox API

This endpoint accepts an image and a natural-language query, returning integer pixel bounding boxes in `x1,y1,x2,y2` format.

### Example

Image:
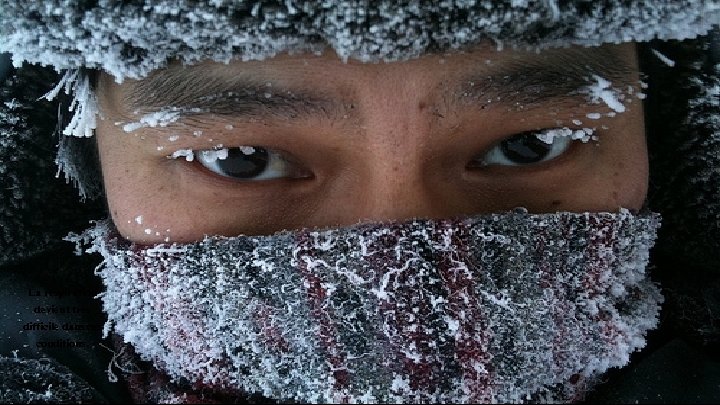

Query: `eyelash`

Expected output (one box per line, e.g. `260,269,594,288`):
471,127,596,168
171,147,312,182
167,127,591,182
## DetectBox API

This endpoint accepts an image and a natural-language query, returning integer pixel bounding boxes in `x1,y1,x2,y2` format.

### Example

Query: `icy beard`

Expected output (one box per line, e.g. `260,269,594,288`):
82,209,663,403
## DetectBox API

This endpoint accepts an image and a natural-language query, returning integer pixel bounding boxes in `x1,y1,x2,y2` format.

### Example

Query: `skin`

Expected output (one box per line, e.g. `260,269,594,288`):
95,43,648,243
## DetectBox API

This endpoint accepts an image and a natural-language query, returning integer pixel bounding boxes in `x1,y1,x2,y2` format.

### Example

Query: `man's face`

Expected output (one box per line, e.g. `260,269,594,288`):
95,43,647,243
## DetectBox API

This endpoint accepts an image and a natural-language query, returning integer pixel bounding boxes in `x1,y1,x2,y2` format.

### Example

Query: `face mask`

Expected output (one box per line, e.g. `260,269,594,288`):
77,209,662,403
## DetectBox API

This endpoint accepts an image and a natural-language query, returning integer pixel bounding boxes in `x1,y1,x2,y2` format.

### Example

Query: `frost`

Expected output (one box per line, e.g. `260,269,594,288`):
2,2,719,83
584,75,627,114
3,99,20,109
535,127,596,144
198,148,229,162
170,149,194,161
135,215,143,225
239,146,256,155
0,3,716,400
170,147,229,163
81,210,662,404
0,357,100,402
651,49,676,67
586,112,602,120
122,110,182,133
43,70,97,137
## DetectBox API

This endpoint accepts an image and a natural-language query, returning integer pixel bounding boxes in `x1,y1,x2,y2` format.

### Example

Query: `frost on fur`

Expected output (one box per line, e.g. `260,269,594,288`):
43,70,97,138
1,1,719,83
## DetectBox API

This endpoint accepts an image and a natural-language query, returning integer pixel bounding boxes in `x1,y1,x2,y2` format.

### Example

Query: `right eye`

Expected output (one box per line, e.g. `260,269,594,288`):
472,129,579,168
194,147,310,181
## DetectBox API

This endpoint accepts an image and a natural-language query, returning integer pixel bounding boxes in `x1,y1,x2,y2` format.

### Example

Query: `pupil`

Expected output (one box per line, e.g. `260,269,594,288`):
500,133,552,164
217,147,269,178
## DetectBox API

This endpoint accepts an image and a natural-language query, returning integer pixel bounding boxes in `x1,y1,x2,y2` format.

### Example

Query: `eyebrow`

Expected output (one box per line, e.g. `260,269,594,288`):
123,47,637,122
451,47,636,111
124,69,345,121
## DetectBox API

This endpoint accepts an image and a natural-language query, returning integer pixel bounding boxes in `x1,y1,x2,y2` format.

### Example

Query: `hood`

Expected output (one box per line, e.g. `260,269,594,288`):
1,1,719,402
3,1,718,82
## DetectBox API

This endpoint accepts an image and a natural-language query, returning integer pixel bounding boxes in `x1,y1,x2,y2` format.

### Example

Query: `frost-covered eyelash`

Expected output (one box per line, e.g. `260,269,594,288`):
534,127,598,144
165,127,596,163
168,148,228,162
167,146,257,162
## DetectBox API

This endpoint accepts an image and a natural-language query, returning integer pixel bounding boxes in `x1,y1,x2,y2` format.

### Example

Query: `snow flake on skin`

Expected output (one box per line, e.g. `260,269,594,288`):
584,75,627,114
120,110,183,133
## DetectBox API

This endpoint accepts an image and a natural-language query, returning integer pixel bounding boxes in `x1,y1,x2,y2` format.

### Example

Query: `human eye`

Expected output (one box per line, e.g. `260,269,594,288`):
171,146,311,181
472,127,594,167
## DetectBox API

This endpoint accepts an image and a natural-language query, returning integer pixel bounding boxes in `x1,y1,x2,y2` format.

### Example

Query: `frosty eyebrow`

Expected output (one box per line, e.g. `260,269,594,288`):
124,71,345,121
123,47,636,121
452,47,636,110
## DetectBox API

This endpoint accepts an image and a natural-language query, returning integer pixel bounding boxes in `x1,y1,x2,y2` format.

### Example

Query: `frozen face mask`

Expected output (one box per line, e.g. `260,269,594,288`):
75,208,662,404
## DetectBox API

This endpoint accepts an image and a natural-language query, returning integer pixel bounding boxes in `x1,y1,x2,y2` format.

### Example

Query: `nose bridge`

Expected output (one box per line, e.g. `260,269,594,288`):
343,71,452,223
350,115,444,223
357,154,435,221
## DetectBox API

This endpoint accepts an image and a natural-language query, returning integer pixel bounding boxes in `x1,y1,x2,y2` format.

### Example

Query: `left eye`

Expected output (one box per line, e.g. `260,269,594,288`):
194,146,309,181
474,130,574,167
